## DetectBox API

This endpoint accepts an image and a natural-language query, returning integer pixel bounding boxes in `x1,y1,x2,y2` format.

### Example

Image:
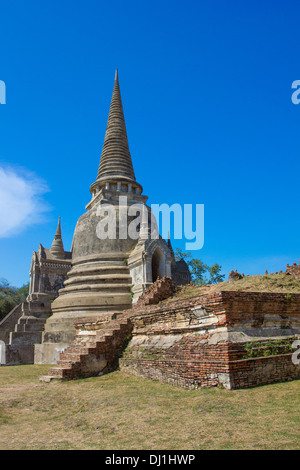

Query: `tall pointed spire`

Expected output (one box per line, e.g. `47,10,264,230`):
88,70,144,207
50,217,65,259
96,70,136,184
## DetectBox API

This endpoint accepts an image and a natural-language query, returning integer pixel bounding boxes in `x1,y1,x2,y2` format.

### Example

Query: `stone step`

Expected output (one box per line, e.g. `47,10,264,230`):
60,283,132,294
96,321,130,333
55,361,82,371
48,363,84,380
101,328,119,335
65,347,98,356
15,318,46,332
69,265,130,277
19,315,46,321
67,342,98,351
64,274,132,287
48,367,66,378
59,352,84,362
55,361,74,368
84,340,106,349
9,331,43,345
39,375,61,383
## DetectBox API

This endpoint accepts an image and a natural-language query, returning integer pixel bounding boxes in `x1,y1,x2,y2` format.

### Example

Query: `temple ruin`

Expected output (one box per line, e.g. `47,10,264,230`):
0,71,299,390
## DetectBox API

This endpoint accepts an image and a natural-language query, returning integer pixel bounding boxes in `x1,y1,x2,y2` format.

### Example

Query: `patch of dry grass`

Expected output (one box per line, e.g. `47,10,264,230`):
168,273,300,302
217,273,300,294
0,365,299,450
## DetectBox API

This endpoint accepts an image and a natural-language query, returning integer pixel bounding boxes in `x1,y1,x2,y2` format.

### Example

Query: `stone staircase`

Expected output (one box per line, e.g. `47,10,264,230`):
39,278,176,382
2,300,53,365
0,303,24,344
40,313,133,381
9,301,49,346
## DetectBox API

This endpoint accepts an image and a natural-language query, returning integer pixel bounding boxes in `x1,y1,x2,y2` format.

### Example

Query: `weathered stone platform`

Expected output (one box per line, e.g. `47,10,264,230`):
40,280,300,389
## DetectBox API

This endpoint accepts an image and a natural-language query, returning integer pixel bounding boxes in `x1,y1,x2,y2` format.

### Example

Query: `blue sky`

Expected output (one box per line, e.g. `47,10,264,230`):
0,0,299,286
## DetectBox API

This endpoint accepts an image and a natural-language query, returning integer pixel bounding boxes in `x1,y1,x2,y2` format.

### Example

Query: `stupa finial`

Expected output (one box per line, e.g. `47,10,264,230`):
95,70,136,184
50,217,65,259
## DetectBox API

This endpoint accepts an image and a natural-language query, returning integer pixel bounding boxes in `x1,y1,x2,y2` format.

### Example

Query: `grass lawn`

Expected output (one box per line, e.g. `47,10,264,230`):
0,365,299,450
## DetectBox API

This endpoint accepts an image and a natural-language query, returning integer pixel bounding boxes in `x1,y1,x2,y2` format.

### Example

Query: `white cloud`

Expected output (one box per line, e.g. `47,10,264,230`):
0,165,50,238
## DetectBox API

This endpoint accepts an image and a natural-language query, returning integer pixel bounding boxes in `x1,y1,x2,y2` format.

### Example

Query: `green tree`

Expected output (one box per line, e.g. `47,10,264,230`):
207,263,225,284
189,259,209,285
174,249,224,285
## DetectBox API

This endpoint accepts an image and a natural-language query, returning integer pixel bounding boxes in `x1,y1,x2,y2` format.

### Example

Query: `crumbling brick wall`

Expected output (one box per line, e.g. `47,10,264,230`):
230,353,299,389
120,337,233,389
120,337,299,390
119,291,300,389
135,276,175,306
